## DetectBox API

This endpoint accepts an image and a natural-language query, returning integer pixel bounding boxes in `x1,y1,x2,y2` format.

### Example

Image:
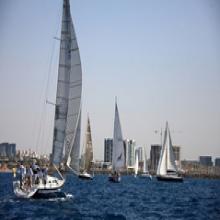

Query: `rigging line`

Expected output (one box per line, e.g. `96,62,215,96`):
35,3,62,154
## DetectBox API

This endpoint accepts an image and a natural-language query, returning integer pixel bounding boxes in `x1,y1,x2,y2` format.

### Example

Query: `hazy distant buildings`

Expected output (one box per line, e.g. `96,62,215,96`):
150,144,161,173
104,138,113,162
199,156,213,167
173,145,181,168
125,139,135,167
0,143,16,159
215,158,220,167
135,147,143,162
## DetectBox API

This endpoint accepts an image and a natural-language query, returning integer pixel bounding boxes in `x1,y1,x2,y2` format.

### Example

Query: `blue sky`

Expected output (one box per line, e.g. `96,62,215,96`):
0,0,220,160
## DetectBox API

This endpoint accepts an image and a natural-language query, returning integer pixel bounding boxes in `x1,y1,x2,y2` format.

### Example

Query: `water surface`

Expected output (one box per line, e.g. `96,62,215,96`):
0,173,220,219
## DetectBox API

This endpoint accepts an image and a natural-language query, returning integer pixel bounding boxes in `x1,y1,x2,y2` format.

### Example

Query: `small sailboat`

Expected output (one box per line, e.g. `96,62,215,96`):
134,150,139,177
108,100,125,183
13,0,82,198
156,122,183,182
78,116,94,180
139,146,152,179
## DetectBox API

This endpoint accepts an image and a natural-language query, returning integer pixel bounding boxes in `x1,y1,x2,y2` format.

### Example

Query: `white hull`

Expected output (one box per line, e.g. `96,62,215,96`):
156,174,183,182
13,175,65,198
139,173,152,180
78,171,93,180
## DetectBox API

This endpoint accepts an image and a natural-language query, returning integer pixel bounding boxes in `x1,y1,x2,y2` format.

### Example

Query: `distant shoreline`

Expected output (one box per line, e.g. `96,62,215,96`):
0,169,12,173
1,168,219,179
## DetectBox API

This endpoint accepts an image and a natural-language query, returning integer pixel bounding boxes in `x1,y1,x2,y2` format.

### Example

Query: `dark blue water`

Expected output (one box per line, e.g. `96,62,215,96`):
0,173,220,220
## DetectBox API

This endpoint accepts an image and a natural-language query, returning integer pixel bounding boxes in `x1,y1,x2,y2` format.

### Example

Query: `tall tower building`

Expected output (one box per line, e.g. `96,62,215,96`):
125,139,135,167
104,138,113,162
150,144,161,173
136,147,143,162
0,143,16,159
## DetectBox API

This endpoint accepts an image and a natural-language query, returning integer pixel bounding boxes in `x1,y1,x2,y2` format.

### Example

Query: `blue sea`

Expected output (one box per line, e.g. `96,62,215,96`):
0,173,220,220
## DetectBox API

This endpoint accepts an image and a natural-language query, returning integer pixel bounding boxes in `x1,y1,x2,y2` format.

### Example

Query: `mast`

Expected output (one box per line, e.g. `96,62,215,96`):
51,0,82,170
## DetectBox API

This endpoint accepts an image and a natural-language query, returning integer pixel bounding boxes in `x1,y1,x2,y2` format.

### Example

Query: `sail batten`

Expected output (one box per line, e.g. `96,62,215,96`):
52,0,82,169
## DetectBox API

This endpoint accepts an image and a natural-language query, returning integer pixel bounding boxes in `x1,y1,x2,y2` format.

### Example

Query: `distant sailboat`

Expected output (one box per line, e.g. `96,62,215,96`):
139,146,152,179
134,150,139,177
78,116,94,180
109,100,125,183
13,0,82,198
156,122,183,182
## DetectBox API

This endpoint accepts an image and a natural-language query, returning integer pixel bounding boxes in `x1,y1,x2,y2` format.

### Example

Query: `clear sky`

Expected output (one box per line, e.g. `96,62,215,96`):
0,0,220,161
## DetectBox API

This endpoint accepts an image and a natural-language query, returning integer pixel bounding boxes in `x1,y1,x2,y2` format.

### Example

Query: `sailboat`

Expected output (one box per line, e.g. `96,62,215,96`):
156,122,183,182
108,100,125,183
134,150,139,177
139,146,152,179
78,116,94,180
13,0,82,198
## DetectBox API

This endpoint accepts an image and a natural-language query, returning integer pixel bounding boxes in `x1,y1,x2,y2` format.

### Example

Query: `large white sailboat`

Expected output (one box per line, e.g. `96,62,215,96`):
78,116,94,180
13,0,82,198
109,100,125,183
156,122,183,182
139,146,152,179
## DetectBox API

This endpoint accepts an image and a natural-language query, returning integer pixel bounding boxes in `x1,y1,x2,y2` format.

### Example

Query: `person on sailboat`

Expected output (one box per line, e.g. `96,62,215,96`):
19,163,26,189
26,165,33,187
42,166,48,185
31,162,40,184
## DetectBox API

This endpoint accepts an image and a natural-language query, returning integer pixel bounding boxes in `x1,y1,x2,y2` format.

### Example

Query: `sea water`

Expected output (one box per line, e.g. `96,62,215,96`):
0,173,220,220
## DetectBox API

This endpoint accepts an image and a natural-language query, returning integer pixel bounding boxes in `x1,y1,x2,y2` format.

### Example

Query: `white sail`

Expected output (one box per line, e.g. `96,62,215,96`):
112,102,125,172
52,0,82,169
156,122,177,176
83,116,93,172
134,150,139,175
143,146,148,173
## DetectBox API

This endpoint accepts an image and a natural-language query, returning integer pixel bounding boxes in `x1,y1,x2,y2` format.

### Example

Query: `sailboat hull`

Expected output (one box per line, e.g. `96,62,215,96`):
78,172,93,180
108,174,121,183
33,189,66,199
139,173,152,180
13,175,66,199
156,175,183,182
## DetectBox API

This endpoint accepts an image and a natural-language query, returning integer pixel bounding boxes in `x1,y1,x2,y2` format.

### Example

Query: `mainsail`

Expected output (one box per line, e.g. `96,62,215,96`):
134,150,139,175
156,122,177,176
143,146,148,173
112,102,125,172
52,0,82,172
83,116,93,172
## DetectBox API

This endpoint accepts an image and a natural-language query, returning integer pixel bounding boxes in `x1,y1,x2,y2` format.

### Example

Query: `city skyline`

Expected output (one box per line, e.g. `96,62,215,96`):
0,0,220,161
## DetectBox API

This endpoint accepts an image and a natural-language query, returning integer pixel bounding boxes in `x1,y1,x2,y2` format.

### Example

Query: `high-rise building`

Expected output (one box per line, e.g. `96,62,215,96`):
173,145,181,168
150,144,161,173
104,138,113,162
125,139,135,167
215,158,220,167
135,147,143,162
199,156,213,167
0,143,7,157
0,143,16,159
